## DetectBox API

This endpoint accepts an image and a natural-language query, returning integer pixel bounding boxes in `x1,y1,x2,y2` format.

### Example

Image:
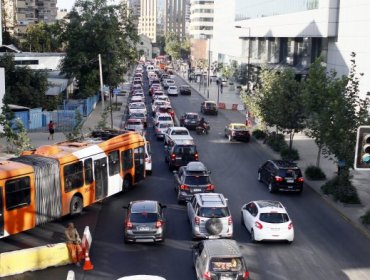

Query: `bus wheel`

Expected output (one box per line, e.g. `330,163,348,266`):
70,196,83,215
122,176,132,192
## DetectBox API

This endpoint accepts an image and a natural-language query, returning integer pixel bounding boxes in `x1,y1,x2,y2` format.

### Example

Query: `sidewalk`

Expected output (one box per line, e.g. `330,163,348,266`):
177,71,370,239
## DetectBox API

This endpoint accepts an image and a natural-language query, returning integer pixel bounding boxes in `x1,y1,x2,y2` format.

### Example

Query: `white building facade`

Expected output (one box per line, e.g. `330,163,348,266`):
138,0,158,43
189,0,214,39
225,0,370,97
165,0,187,40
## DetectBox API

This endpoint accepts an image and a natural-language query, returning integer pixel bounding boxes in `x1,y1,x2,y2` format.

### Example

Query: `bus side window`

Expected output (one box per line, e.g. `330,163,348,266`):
5,176,31,210
108,150,120,176
84,158,93,184
64,161,84,192
121,149,133,171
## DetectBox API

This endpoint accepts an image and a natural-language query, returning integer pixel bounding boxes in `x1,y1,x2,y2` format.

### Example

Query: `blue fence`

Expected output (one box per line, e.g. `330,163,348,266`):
11,94,100,132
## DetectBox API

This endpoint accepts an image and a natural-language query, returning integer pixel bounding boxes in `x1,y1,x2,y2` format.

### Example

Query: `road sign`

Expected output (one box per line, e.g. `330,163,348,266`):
354,126,370,170
113,88,121,95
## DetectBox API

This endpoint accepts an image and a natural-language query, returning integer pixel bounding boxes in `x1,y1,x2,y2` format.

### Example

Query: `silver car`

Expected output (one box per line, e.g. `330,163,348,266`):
123,200,167,243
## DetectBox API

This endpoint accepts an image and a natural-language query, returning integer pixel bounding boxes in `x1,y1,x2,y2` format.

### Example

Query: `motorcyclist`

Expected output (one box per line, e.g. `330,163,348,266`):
198,117,207,129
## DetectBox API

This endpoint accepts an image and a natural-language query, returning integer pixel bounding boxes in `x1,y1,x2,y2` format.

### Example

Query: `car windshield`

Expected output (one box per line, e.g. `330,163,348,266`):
198,207,230,218
159,123,173,128
130,103,145,109
130,212,158,223
259,213,290,223
169,86,177,90
210,258,243,272
184,175,210,185
233,125,247,130
186,114,198,120
159,116,172,121
173,130,189,135
206,103,216,108
130,113,145,118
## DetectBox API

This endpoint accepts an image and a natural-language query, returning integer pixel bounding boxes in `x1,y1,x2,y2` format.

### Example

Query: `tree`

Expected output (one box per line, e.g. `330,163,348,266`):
321,52,370,178
256,67,306,150
164,32,182,60
0,54,50,109
60,0,139,98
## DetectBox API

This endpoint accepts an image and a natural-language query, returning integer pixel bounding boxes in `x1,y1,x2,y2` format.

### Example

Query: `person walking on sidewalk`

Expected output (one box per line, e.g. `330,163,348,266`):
48,120,55,140
65,222,83,266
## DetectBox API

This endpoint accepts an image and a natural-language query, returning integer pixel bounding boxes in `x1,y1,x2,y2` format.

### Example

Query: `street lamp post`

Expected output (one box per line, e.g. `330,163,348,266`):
235,26,251,90
201,33,211,99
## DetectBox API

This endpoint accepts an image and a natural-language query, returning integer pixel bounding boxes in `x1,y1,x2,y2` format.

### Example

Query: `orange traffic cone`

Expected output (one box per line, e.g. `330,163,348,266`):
83,251,94,271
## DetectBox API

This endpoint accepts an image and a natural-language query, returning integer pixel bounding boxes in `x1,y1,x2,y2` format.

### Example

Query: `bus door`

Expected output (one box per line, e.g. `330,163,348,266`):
94,158,108,200
0,187,4,237
134,146,145,183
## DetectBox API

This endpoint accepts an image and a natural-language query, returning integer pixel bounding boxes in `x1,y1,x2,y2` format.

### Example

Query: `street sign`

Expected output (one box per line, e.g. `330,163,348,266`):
113,88,121,95
354,126,370,170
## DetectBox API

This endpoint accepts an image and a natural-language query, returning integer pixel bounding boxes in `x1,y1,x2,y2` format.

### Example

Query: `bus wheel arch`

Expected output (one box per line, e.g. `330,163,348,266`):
70,194,83,215
122,174,133,192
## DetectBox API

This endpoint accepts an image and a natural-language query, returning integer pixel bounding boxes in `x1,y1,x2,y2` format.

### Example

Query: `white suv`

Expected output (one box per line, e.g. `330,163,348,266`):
187,193,233,240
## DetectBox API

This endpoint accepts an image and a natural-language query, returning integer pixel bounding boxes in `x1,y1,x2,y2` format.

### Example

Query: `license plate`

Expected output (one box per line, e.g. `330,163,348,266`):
220,277,233,280
208,235,219,239
138,227,150,231
192,188,201,192
176,157,182,159
286,178,294,183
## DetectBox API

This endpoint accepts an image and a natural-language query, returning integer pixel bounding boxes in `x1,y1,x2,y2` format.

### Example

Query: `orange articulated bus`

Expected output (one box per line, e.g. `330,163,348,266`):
0,130,146,238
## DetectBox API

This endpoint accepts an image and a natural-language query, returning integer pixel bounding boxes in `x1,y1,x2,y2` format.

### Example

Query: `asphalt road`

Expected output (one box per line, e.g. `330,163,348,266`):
2,72,370,280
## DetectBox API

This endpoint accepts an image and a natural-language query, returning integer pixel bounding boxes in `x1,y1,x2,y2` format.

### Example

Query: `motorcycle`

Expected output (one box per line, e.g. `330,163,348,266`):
196,122,210,135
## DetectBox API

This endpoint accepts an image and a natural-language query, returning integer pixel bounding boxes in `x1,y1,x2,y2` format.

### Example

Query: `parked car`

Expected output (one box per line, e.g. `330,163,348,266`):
224,123,250,142
201,101,218,115
179,85,191,95
257,160,304,193
180,112,200,130
192,239,250,280
241,200,294,243
155,121,174,140
187,193,233,239
173,161,214,204
167,85,179,96
123,200,167,243
164,138,198,171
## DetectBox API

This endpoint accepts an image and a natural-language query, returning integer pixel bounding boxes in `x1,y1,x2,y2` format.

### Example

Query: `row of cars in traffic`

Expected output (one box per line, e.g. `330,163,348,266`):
122,61,305,280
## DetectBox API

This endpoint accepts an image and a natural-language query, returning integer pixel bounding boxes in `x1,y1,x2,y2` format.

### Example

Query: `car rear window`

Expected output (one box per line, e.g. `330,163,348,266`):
206,103,216,108
278,169,302,178
198,207,230,218
210,258,243,272
174,146,197,155
130,212,158,223
173,130,189,135
259,213,289,223
159,123,173,128
159,116,172,122
187,115,198,120
185,175,210,185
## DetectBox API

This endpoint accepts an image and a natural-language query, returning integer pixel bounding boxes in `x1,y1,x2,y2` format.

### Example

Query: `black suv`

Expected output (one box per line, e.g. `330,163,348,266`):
179,85,192,95
180,112,200,130
257,160,304,193
173,161,214,203
165,139,198,171
200,101,218,115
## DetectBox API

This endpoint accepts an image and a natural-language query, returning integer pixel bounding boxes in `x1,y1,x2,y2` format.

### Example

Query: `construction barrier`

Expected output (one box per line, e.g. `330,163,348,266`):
232,104,238,111
218,103,226,109
0,243,70,277
81,226,94,271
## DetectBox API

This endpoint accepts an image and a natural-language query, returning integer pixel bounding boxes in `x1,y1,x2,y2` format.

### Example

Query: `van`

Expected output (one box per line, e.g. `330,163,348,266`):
192,239,250,280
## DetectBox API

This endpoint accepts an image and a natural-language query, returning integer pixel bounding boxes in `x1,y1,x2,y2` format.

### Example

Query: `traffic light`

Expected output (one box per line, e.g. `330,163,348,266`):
354,126,370,170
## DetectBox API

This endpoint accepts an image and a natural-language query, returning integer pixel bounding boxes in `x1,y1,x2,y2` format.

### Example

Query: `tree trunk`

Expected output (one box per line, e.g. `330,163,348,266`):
289,132,294,152
316,144,322,167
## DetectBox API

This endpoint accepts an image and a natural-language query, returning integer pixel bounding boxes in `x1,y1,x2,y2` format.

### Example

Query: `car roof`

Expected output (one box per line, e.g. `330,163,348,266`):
130,200,158,213
195,193,227,207
127,118,142,123
230,123,246,126
171,127,188,131
270,160,299,169
172,138,195,145
202,239,242,258
157,113,172,117
205,101,217,104
254,200,285,210
186,161,207,172
185,112,198,116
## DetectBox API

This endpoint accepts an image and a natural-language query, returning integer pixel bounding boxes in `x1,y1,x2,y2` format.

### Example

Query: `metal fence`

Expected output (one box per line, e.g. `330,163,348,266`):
11,94,100,132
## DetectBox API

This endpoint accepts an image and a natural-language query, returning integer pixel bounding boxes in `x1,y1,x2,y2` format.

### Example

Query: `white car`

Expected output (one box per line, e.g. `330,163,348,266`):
124,118,145,135
155,121,174,140
130,95,144,103
163,79,175,88
167,85,178,96
128,102,147,115
163,127,192,145
153,95,170,103
153,113,173,125
241,200,294,243
152,100,170,113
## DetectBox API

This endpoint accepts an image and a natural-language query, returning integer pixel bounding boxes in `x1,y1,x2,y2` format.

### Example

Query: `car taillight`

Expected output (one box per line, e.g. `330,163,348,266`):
194,153,199,160
206,184,214,191
126,220,133,229
255,221,263,229
203,272,211,280
288,222,293,230
171,153,176,160
156,220,163,228
195,216,200,225
228,217,232,225
297,177,304,183
243,271,250,279
274,176,284,182
180,184,189,190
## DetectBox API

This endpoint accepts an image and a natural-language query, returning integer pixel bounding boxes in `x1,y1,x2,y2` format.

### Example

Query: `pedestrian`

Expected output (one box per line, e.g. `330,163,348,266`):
220,82,223,94
65,222,83,266
48,120,55,140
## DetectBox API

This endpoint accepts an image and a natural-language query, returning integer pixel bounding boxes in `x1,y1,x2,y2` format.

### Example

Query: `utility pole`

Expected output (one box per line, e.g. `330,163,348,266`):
98,54,105,109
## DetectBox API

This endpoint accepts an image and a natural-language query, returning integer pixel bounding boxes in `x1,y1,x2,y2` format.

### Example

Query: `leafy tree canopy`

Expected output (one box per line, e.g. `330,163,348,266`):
60,0,139,98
